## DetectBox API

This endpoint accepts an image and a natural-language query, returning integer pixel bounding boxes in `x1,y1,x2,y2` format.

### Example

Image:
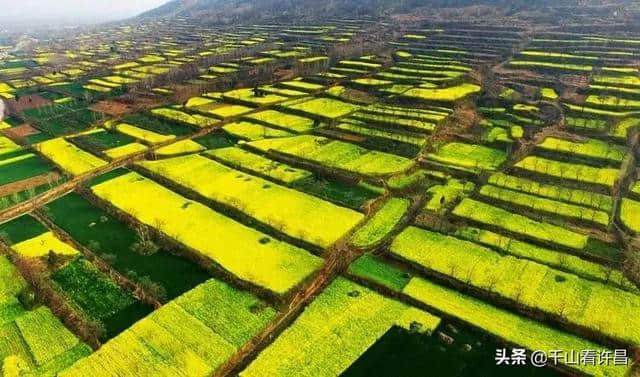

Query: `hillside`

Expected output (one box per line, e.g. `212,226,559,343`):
140,0,412,21
3,1,640,376
139,0,638,25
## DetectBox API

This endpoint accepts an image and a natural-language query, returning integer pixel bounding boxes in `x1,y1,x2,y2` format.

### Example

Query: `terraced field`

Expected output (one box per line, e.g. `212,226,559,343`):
137,154,363,249
240,278,440,377
90,171,322,296
0,7,638,377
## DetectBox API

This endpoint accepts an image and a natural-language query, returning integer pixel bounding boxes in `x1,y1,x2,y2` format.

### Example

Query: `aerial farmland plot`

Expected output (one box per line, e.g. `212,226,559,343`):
1,1,640,377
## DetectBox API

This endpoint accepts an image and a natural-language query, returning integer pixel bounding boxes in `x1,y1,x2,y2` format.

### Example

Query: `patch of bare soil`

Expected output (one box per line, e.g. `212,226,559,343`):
274,68,294,81
562,88,585,103
454,106,480,132
3,124,40,141
343,88,377,104
493,65,542,80
338,133,367,143
89,100,133,117
560,74,589,88
128,96,170,112
6,95,52,113
0,172,61,197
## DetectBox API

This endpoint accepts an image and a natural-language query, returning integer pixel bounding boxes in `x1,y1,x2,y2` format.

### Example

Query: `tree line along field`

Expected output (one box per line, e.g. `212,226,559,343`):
0,14,639,377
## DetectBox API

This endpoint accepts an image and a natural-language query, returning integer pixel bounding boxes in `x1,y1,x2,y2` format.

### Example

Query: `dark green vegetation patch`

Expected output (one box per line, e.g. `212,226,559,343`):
51,257,152,339
45,193,210,301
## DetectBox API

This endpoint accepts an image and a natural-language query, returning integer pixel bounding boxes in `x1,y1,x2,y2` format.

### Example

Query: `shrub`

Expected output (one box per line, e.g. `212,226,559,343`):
138,276,167,301
17,287,37,310
87,240,101,253
130,239,159,256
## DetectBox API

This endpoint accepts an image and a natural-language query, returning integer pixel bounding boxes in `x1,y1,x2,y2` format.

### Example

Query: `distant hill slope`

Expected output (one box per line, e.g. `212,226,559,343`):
140,0,410,20
141,0,183,17
139,0,638,24
139,0,524,20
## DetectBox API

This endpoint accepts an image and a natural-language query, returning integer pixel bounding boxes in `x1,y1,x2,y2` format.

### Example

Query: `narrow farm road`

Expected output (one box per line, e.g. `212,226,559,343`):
214,187,430,377
212,211,375,377
209,200,369,375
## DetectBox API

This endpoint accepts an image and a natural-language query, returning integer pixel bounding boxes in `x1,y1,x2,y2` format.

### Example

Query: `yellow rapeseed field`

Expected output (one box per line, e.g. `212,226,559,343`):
36,138,107,176
12,232,80,258
138,155,364,248
114,123,176,144
0,136,21,155
104,143,148,159
92,172,322,295
240,278,439,377
60,278,276,377
154,140,205,157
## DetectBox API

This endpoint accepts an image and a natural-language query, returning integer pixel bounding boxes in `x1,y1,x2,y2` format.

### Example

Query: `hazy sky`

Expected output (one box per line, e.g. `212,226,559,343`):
0,0,169,25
